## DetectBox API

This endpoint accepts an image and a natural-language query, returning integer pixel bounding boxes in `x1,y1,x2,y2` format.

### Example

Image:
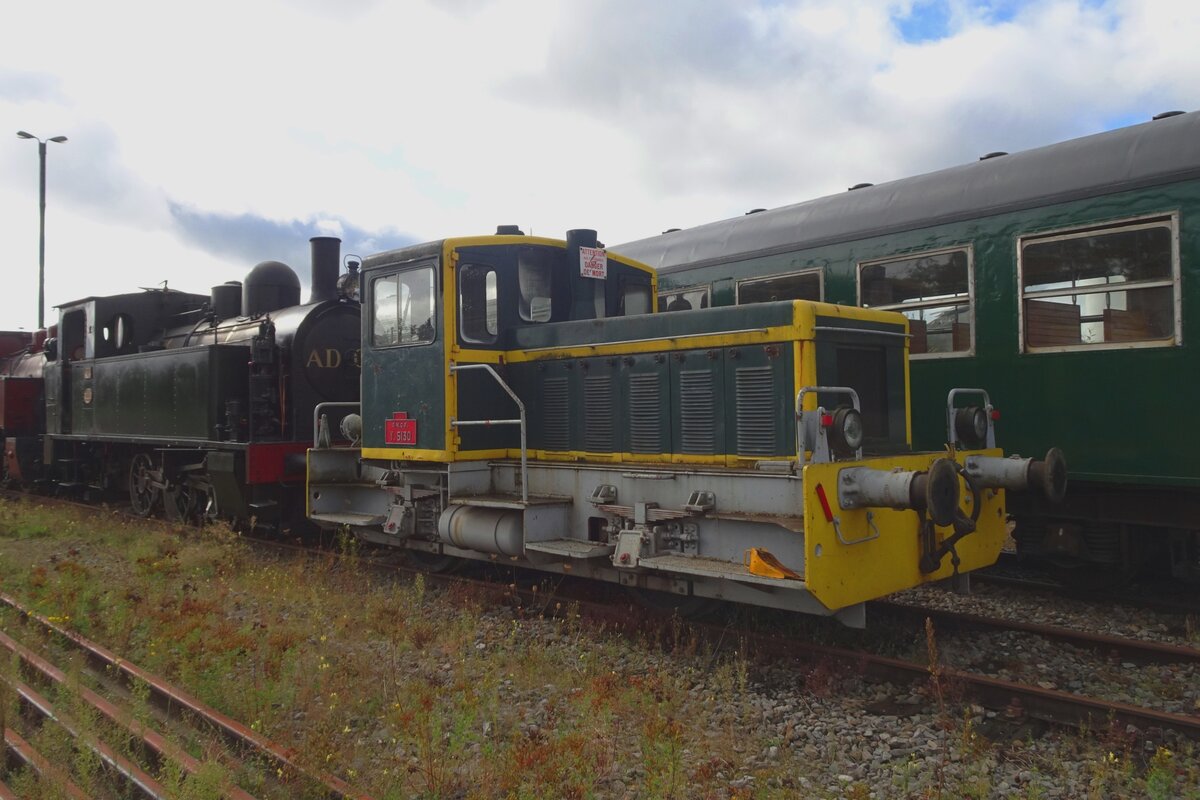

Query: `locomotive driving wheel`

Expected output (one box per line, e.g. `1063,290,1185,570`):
129,453,161,517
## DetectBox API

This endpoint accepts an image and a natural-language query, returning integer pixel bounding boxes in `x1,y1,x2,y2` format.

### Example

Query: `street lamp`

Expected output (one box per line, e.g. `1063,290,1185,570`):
16,130,68,330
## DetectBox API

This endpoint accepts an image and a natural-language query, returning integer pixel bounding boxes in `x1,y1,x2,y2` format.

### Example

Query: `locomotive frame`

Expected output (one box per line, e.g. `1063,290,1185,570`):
308,229,1063,626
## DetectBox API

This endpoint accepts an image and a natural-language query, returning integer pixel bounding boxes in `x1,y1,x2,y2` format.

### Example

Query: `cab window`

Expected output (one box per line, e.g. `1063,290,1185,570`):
518,249,554,322
622,282,652,315
859,248,972,356
372,266,436,347
459,264,497,344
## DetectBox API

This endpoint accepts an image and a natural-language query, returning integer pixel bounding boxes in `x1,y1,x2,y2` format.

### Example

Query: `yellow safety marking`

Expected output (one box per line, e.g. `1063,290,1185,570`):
362,446,456,461
745,547,802,579
801,449,1007,610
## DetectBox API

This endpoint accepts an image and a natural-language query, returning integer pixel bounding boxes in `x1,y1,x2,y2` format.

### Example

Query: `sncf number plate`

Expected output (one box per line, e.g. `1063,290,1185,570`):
385,412,417,446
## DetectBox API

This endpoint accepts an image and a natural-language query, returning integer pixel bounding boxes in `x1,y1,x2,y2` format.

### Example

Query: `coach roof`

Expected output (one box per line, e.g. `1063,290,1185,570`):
614,110,1200,274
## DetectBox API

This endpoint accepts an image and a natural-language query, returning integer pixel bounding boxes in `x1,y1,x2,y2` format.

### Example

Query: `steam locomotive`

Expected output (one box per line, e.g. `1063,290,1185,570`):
0,237,361,530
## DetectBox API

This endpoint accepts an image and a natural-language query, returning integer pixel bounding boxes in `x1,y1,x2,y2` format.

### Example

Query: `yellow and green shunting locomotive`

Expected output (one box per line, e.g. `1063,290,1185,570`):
307,228,1065,626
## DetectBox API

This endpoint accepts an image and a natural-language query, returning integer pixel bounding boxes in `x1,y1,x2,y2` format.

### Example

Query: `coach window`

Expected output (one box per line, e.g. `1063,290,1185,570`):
737,269,823,305
658,285,710,312
859,248,972,356
459,264,497,344
1019,216,1178,351
372,266,436,347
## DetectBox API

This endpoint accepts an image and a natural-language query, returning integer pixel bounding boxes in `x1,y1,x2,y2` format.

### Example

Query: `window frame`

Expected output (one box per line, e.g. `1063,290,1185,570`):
369,262,438,350
1016,213,1181,354
619,277,653,316
735,267,824,305
657,282,712,312
856,245,975,360
457,262,498,345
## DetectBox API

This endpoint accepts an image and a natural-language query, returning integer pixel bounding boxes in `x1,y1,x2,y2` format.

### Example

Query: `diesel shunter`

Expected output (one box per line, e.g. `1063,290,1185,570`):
308,229,1065,625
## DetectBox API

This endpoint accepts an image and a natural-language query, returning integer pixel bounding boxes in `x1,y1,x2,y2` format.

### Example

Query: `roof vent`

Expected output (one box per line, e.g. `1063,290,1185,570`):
745,208,766,215
848,183,873,191
979,151,1008,160
496,225,525,235
662,228,682,234
1152,110,1185,120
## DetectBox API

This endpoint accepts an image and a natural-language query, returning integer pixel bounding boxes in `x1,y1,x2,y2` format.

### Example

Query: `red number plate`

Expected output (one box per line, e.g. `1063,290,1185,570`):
384,412,417,446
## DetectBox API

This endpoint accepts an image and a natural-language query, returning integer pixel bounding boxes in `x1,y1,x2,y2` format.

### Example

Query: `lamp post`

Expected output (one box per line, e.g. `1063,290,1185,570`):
16,130,68,330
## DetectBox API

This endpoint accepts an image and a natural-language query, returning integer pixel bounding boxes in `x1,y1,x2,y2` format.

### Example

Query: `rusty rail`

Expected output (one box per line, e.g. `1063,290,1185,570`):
0,627,257,800
4,727,90,800
4,672,169,799
877,601,1200,666
0,592,375,800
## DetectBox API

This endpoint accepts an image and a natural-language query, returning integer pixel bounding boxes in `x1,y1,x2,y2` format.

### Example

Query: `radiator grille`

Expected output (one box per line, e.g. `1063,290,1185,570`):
583,374,614,452
542,376,570,451
735,366,776,456
679,370,716,454
628,373,662,453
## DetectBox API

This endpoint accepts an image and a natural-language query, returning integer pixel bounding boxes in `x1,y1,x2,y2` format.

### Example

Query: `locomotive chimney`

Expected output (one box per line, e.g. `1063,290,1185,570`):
309,236,342,305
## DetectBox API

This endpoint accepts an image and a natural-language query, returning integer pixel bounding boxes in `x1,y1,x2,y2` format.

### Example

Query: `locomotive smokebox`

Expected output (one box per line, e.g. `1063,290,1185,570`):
211,281,242,320
242,261,301,317
308,236,342,305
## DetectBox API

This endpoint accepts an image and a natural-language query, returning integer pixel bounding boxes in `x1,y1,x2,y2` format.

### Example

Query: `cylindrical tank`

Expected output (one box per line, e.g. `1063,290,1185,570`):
437,505,524,556
242,261,300,317
309,236,341,305
211,281,242,319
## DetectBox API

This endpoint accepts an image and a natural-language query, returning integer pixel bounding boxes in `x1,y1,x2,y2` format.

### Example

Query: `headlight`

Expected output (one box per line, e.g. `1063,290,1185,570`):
827,406,863,456
954,406,988,448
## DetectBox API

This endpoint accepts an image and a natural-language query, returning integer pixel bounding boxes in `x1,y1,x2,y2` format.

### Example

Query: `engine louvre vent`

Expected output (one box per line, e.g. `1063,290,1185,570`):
735,366,776,456
543,376,571,451
584,374,614,452
628,373,662,453
679,370,716,454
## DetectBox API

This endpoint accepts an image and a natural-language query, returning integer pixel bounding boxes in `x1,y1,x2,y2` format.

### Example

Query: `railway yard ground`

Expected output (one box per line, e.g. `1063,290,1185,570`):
0,496,1198,799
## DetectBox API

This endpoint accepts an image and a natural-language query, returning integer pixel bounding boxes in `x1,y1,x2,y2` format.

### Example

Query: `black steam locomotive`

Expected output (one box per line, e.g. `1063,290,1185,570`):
0,237,361,530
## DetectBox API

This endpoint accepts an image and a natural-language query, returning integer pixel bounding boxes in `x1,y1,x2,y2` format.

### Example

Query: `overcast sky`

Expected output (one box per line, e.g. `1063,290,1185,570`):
2,0,1197,330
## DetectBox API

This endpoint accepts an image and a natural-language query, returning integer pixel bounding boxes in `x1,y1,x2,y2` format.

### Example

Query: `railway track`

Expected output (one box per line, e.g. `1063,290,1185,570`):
0,592,373,800
978,555,1200,618
4,489,1199,749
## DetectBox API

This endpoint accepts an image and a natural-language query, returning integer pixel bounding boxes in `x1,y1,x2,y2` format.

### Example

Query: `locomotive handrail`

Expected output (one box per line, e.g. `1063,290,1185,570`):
813,325,911,339
312,402,361,448
449,363,528,504
519,327,770,353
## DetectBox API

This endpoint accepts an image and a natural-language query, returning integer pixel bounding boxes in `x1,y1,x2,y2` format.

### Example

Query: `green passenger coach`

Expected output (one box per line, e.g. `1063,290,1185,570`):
614,110,1199,581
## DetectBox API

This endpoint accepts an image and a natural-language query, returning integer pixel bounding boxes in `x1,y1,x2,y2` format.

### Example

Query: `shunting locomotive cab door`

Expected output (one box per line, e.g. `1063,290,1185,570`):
361,261,446,453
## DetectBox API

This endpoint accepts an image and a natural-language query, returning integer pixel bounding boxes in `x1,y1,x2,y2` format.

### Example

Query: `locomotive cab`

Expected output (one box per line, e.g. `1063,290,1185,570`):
356,229,655,457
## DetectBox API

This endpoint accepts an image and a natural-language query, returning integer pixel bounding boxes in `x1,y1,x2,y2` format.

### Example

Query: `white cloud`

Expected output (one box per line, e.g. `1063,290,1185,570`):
1,0,1197,330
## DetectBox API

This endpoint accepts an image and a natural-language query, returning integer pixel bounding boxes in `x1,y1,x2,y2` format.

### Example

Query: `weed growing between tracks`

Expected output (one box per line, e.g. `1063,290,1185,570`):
0,495,1198,799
